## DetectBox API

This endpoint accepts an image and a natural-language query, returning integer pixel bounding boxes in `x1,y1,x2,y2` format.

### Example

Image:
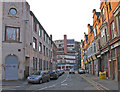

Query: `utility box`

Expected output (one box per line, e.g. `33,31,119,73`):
99,71,106,79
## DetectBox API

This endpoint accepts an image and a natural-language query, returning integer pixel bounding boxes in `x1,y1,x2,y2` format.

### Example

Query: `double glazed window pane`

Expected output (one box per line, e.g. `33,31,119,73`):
6,27,19,41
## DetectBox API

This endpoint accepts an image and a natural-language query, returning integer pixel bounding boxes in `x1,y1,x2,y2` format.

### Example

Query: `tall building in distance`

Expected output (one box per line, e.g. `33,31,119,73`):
54,35,81,70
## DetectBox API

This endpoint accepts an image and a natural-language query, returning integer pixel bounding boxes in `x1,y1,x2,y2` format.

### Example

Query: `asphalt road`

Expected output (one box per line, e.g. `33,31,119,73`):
2,71,97,91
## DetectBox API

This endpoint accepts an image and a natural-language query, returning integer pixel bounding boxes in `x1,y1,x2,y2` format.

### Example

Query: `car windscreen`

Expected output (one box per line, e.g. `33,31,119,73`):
33,72,41,75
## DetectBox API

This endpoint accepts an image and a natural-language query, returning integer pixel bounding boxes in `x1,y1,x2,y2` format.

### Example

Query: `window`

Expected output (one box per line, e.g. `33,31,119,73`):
49,50,50,57
116,14,120,36
96,25,98,35
39,28,42,37
39,42,42,52
94,28,96,36
118,13,120,35
111,21,116,39
43,45,45,55
94,43,96,53
33,37,37,49
102,8,105,21
43,31,45,41
112,49,116,59
33,57,37,71
46,48,48,56
109,3,111,11
46,35,48,43
101,29,105,38
117,47,120,70
5,26,20,41
44,60,46,70
105,28,108,42
9,8,17,15
39,59,42,70
33,20,37,32
47,61,48,69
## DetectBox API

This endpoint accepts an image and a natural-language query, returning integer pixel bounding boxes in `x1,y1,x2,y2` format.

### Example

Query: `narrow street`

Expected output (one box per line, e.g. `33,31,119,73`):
2,72,98,91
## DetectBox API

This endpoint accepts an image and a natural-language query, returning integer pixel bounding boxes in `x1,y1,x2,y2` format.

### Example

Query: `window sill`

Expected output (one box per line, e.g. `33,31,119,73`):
2,41,22,43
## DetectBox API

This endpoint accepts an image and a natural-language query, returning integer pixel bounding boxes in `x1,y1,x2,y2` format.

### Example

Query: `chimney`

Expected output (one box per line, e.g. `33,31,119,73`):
64,35,67,54
93,9,96,13
87,24,90,27
50,35,52,40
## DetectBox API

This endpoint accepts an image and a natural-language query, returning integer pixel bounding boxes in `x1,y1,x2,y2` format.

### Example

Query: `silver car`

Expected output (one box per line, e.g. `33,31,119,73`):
78,68,85,74
27,71,50,84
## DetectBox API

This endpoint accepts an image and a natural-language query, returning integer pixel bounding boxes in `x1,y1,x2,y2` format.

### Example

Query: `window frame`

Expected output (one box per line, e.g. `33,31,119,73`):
111,21,116,39
33,37,37,49
5,26,20,42
102,8,105,22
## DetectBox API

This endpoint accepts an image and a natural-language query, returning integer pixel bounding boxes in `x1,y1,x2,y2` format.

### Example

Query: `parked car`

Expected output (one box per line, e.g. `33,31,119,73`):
69,69,75,74
61,69,65,74
56,69,61,76
78,68,85,74
27,71,50,84
49,70,59,79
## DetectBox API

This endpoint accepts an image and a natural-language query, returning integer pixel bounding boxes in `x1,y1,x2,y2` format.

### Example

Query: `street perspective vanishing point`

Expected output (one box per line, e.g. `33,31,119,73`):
0,0,120,92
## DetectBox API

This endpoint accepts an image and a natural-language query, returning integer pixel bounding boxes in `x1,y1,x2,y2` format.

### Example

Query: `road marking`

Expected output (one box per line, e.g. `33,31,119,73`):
61,84,68,86
48,85,55,88
80,75,101,90
37,73,69,90
61,73,69,84
80,74,110,91
38,87,48,90
91,80,110,90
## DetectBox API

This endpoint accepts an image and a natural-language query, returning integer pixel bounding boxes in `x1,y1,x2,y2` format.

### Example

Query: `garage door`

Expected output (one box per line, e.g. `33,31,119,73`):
5,56,18,80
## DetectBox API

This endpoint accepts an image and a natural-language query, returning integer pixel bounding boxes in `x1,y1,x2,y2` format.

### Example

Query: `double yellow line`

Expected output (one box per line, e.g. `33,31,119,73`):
80,75,104,91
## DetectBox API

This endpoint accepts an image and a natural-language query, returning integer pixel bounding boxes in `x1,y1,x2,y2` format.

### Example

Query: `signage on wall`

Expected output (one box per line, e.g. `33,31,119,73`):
111,41,120,49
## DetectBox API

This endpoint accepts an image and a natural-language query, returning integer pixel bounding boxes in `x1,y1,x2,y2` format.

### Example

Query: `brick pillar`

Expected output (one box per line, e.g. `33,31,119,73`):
64,35,67,54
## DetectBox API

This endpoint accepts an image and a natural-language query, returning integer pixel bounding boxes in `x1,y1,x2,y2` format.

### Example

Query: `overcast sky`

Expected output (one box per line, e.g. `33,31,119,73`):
27,0,101,42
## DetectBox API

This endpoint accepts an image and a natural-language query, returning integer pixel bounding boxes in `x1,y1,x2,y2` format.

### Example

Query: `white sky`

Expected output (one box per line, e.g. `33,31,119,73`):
27,0,101,42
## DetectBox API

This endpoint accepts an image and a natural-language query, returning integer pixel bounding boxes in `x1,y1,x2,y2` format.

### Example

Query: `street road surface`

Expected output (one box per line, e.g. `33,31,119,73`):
2,72,98,91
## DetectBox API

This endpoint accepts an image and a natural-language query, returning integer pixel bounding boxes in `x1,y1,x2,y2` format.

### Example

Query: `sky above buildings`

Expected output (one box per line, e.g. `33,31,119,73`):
27,0,101,42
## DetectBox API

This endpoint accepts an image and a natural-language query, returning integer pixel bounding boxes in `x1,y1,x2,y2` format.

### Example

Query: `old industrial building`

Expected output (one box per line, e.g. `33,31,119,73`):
2,2,56,80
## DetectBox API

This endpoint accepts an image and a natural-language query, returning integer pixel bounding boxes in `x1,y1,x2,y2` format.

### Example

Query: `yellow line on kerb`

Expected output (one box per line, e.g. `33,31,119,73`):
80,75,104,90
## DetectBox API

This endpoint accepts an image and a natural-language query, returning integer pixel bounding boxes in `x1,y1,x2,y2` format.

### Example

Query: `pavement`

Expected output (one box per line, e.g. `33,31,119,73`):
1,80,27,86
80,73,118,90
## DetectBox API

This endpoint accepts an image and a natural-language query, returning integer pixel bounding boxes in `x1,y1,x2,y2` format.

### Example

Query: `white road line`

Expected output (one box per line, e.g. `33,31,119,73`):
61,73,69,84
38,87,48,90
38,73,69,90
61,84,68,86
48,85,55,88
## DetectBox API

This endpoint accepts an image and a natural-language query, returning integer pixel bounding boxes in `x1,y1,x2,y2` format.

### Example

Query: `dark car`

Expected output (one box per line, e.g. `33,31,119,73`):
49,70,59,79
27,71,50,84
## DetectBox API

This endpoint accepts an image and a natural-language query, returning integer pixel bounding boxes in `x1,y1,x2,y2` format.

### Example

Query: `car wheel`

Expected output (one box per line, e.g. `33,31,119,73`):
39,79,43,84
28,81,31,84
56,76,58,80
47,78,50,82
